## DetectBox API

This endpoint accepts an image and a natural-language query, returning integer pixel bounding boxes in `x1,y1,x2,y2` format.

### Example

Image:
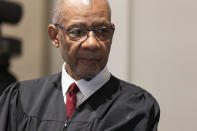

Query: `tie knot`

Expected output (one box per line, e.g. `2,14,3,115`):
68,83,79,94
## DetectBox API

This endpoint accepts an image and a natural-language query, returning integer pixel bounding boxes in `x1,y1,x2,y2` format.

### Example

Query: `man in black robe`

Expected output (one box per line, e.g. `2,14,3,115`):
0,0,160,130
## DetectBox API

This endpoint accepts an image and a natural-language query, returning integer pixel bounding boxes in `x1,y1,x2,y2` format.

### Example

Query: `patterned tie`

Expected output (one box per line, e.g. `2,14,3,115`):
66,83,79,120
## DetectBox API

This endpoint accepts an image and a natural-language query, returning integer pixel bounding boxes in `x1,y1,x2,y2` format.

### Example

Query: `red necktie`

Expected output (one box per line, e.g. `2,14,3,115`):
66,83,79,120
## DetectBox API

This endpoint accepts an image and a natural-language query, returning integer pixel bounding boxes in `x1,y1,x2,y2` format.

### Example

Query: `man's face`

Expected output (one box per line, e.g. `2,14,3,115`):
49,0,114,80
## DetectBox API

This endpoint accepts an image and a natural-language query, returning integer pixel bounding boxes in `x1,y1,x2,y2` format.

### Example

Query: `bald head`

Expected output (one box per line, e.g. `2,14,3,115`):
52,0,111,24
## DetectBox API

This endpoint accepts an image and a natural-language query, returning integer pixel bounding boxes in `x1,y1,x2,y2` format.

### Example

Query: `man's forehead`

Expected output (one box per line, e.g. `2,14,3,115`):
66,20,111,28
62,15,111,29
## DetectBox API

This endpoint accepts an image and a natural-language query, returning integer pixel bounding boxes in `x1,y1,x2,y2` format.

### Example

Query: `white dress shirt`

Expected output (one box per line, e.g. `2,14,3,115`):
61,63,111,107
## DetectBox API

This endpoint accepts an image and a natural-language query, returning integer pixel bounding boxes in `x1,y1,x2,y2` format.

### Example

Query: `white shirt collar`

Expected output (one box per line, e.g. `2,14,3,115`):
61,63,111,104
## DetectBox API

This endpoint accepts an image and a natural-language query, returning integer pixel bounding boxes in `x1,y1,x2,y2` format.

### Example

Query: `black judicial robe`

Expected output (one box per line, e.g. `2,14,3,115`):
0,73,160,131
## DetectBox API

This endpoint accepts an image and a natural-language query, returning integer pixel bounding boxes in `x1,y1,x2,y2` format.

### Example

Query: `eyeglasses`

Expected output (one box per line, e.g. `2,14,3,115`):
55,23,115,42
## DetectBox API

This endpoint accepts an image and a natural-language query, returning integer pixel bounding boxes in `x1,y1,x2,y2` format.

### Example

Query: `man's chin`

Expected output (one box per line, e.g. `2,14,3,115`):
76,68,101,80
77,71,99,81
76,64,102,78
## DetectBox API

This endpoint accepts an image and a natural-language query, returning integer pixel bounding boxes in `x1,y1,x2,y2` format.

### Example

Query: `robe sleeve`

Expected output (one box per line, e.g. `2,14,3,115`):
0,83,19,131
95,91,160,131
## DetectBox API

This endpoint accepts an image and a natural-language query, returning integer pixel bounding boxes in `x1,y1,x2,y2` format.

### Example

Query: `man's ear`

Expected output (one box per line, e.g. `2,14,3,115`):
48,24,59,48
111,23,115,30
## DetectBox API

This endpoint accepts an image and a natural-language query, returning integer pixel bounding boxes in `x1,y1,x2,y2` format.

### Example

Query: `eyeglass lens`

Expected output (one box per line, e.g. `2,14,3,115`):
68,28,114,42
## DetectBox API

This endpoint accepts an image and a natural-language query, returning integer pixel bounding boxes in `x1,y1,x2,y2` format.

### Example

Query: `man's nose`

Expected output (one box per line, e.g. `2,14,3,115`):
80,31,101,50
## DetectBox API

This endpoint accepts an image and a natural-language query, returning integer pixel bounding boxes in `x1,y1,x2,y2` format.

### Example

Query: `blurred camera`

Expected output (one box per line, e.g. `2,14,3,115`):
0,0,23,95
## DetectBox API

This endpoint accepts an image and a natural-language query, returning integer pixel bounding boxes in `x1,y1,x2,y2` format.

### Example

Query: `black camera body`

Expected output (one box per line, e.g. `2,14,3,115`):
0,0,23,95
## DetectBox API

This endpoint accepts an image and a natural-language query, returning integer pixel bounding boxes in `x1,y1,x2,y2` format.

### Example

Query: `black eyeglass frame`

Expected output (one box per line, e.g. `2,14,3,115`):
54,23,115,42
